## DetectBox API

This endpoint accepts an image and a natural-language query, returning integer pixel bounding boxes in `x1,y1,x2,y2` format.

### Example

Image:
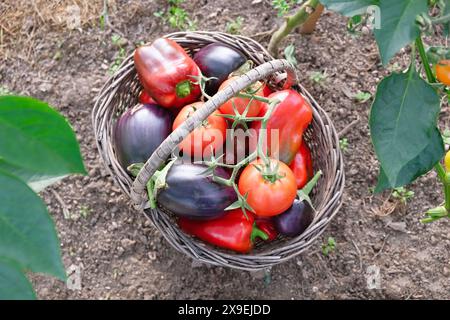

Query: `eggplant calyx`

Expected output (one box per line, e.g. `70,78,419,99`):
147,158,177,209
297,170,322,209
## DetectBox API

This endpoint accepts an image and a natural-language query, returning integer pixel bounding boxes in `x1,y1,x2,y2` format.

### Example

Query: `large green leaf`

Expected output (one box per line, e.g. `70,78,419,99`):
373,0,427,65
0,96,86,191
370,68,444,192
0,169,66,280
0,259,36,300
320,0,379,16
444,0,450,36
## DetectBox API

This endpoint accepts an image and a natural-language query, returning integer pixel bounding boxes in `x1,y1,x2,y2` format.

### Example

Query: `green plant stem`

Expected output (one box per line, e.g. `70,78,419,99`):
432,13,450,24
268,0,320,56
445,175,450,211
210,97,281,211
416,35,450,216
237,93,271,103
416,36,436,83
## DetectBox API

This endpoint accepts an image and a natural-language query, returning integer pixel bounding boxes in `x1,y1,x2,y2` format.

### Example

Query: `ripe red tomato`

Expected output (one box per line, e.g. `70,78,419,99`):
173,102,227,158
289,142,313,189
218,77,264,117
238,158,297,217
436,60,450,86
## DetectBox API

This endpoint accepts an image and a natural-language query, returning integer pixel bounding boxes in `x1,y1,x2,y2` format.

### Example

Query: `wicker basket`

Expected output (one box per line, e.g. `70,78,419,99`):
92,31,344,271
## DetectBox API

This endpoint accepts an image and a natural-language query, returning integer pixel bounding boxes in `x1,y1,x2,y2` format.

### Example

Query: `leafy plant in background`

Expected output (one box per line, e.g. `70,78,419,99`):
226,17,244,35
109,34,127,75
154,0,196,31
392,187,415,205
268,0,450,223
318,0,450,223
322,236,336,256
0,95,85,299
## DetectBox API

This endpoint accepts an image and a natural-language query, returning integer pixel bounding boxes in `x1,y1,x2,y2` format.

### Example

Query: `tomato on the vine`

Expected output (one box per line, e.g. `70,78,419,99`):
436,60,450,86
218,77,264,117
238,158,297,217
173,102,227,158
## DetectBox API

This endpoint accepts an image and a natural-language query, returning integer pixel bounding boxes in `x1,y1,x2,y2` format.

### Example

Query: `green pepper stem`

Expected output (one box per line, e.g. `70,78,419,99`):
250,223,269,242
415,36,436,84
176,80,192,98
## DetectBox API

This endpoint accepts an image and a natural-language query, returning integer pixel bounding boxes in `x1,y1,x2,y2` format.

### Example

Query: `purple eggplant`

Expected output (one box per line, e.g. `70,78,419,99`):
158,163,237,220
114,103,172,169
273,199,314,237
193,43,246,95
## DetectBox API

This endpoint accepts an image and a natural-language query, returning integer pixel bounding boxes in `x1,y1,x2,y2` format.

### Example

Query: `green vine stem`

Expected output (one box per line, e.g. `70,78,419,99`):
416,36,436,84
268,0,320,56
204,95,281,213
431,13,450,25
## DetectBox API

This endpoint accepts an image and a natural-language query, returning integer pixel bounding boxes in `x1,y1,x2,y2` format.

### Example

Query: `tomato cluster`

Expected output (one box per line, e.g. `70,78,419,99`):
113,37,318,253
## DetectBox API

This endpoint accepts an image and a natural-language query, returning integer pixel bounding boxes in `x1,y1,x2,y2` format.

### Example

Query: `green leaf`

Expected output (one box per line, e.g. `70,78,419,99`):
370,68,444,192
426,46,450,65
0,169,66,280
0,259,36,300
284,44,298,66
373,0,428,65
127,163,144,177
320,0,378,16
443,0,450,36
0,96,86,192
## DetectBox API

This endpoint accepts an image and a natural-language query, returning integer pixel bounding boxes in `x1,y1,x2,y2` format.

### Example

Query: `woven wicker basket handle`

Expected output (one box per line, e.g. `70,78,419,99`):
130,59,297,210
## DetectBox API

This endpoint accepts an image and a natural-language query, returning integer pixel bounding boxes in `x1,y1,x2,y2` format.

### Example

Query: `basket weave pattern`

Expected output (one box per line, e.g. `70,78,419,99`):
93,31,345,270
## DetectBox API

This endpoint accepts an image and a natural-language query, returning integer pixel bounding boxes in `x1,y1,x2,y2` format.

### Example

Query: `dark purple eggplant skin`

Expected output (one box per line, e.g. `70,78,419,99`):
114,103,172,169
193,43,246,95
273,199,314,237
158,163,237,220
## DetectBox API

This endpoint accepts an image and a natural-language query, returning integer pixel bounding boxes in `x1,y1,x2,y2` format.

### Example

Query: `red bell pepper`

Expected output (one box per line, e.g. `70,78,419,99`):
289,141,314,189
178,209,269,253
134,38,201,108
139,90,156,104
255,217,278,241
252,89,313,165
262,83,273,97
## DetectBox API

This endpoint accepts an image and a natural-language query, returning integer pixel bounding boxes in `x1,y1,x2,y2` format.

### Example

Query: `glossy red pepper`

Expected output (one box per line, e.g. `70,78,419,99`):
178,209,269,253
134,38,201,108
139,90,156,104
289,142,313,189
262,83,273,97
255,217,278,241
252,89,313,165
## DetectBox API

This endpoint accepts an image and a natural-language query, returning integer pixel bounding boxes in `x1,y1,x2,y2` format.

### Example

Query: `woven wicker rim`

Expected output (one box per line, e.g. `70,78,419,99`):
92,31,345,271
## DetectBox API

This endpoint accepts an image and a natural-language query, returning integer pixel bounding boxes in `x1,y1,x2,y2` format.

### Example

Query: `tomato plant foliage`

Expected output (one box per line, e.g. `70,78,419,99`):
0,96,85,299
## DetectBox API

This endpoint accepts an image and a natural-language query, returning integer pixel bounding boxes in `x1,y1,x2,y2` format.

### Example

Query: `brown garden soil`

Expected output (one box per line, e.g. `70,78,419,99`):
1,0,450,299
